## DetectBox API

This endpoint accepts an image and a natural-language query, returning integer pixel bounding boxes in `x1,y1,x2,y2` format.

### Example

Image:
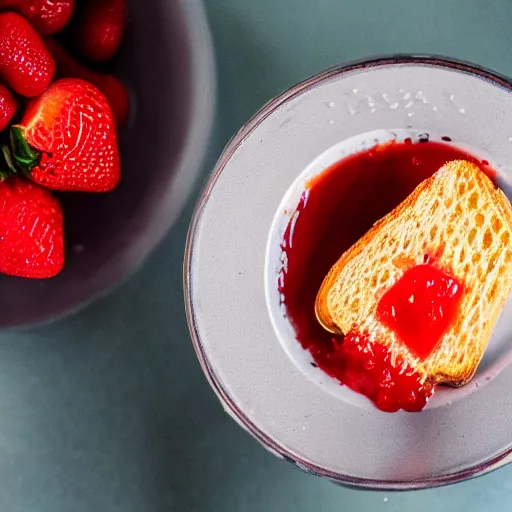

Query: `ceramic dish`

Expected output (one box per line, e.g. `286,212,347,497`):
185,56,512,489
0,0,215,328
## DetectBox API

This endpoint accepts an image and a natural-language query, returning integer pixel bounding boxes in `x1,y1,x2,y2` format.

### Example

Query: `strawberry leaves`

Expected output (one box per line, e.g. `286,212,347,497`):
10,125,39,173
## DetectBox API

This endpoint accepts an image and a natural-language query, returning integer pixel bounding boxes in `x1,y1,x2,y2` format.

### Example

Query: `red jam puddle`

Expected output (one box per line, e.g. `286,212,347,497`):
323,331,434,412
278,137,492,412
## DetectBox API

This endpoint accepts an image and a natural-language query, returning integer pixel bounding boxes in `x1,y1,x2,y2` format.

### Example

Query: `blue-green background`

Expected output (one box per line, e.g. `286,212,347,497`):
2,1,512,510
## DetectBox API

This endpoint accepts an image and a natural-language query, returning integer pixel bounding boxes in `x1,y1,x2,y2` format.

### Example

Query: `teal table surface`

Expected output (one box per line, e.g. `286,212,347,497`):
3,1,512,510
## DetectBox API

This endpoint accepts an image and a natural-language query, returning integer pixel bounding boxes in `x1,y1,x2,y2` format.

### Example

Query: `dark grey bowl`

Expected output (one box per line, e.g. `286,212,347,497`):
0,0,215,328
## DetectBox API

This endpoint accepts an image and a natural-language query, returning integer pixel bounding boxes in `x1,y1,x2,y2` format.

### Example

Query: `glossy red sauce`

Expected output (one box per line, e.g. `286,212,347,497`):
377,263,464,360
278,138,492,412
324,331,434,412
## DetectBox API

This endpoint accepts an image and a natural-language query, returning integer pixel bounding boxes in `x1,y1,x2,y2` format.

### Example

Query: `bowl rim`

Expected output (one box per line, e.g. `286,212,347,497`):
184,54,512,490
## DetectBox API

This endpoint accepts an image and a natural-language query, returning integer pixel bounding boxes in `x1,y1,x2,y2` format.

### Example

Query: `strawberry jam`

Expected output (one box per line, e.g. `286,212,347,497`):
320,331,433,412
377,264,464,360
278,138,492,412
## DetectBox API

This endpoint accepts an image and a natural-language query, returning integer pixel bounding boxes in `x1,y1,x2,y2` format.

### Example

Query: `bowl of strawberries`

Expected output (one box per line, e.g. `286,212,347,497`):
0,0,215,327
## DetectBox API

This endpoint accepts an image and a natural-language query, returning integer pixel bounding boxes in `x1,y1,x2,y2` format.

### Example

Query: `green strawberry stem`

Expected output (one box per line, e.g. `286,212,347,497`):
0,169,11,181
0,144,18,181
10,126,39,173
2,145,17,175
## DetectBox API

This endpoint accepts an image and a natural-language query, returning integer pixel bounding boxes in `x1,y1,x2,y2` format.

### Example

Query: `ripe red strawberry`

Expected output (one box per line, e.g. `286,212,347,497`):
76,0,126,62
0,1,75,35
0,83,17,131
22,0,74,35
97,74,129,130
11,78,120,192
45,37,129,128
0,176,64,278
0,12,55,96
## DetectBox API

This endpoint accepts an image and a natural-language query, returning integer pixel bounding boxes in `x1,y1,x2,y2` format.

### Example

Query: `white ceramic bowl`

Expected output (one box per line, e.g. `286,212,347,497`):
264,127,512,411
185,56,512,489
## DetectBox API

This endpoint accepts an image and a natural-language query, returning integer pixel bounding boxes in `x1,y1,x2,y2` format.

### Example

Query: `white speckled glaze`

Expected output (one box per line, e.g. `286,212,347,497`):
185,57,512,489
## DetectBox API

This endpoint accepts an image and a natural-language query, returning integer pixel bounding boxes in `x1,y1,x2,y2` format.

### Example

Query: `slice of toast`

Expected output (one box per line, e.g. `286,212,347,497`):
315,160,512,386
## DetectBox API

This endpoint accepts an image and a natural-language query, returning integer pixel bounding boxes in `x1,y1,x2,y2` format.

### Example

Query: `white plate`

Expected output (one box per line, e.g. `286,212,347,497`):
185,56,512,489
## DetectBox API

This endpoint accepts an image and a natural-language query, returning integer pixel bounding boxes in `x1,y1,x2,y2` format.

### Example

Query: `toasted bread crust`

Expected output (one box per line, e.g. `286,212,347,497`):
315,160,512,386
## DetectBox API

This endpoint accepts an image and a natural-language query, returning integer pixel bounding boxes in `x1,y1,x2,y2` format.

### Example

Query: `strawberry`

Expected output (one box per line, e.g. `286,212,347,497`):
0,176,64,278
45,37,129,128
0,12,55,96
0,1,75,35
0,83,17,131
97,73,129,130
76,0,126,62
11,78,120,192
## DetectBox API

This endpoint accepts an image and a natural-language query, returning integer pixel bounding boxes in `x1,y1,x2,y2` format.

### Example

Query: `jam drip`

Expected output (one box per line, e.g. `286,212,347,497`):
321,332,433,412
